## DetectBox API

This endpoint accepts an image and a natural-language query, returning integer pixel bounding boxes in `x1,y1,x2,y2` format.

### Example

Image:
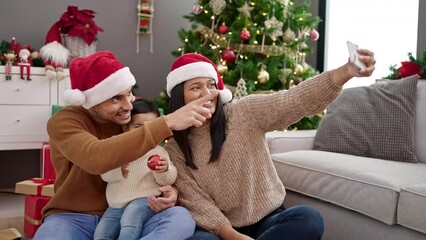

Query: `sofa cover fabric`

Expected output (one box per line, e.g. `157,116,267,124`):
266,130,316,155
272,150,426,225
397,183,426,234
414,80,426,163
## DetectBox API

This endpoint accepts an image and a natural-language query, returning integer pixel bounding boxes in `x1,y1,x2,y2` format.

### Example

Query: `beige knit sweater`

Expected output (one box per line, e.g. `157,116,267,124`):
165,71,342,235
43,106,172,217
102,146,177,208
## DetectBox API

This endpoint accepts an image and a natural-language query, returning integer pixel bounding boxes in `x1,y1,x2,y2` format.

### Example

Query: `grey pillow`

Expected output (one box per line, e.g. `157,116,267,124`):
313,75,419,163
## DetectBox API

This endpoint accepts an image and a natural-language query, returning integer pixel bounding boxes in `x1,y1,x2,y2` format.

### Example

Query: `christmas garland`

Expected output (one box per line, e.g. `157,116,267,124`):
198,26,293,56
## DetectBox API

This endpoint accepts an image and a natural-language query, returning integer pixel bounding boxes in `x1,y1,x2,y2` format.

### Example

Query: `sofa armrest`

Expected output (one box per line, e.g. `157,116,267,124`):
266,130,317,154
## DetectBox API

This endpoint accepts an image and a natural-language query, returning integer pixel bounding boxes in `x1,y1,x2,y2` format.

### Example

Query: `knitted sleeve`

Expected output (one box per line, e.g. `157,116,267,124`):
47,109,172,175
166,142,231,235
152,147,178,186
229,71,342,132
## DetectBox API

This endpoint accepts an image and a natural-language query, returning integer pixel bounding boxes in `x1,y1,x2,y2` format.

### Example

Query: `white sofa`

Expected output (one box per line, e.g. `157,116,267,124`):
266,79,426,240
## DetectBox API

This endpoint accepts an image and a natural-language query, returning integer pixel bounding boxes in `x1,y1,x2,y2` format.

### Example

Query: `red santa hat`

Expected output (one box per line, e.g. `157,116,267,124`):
8,37,16,53
63,51,136,109
40,22,70,67
166,53,233,103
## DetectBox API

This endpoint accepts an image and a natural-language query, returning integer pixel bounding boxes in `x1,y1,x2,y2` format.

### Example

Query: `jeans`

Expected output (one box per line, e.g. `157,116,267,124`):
94,198,155,240
188,205,323,240
33,206,195,240
187,227,221,240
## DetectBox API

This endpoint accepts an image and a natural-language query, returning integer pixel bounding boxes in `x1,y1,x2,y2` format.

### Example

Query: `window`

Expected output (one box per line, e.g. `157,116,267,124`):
324,0,419,88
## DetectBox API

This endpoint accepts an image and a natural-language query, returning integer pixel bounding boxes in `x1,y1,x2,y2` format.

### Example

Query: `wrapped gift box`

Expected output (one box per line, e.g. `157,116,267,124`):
41,143,56,180
15,178,54,197
24,195,51,238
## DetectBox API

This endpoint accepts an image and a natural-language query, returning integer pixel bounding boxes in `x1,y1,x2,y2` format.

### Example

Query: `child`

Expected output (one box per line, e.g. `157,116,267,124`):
94,99,190,240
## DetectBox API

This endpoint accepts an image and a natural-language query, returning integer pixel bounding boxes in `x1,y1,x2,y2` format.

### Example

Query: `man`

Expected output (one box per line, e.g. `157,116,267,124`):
34,51,218,240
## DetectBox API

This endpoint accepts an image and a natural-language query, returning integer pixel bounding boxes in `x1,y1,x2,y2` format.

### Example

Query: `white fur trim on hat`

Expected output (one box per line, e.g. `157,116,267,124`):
63,89,86,106
220,88,233,103
63,67,136,109
166,62,218,96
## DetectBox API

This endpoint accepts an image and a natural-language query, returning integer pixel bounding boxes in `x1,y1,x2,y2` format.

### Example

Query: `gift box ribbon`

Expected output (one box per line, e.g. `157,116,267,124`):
24,214,42,226
31,178,54,196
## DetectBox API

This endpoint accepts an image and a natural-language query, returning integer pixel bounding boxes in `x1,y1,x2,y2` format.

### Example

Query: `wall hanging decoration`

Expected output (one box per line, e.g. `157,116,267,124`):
136,0,155,53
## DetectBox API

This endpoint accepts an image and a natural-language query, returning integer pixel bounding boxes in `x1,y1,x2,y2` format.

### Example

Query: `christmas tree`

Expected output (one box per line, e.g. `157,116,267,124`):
155,0,322,130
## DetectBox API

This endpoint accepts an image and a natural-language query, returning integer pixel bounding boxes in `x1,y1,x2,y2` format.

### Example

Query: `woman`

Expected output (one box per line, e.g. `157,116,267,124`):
165,51,375,240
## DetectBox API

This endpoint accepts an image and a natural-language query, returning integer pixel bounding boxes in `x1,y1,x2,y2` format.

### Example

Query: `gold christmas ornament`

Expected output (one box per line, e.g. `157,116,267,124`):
234,77,248,100
216,63,228,74
283,28,296,43
257,69,270,83
264,16,283,41
237,1,254,18
210,0,227,15
294,64,304,75
299,42,308,50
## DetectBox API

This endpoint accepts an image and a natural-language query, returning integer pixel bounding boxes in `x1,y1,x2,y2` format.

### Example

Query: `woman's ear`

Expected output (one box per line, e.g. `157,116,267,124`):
122,125,129,132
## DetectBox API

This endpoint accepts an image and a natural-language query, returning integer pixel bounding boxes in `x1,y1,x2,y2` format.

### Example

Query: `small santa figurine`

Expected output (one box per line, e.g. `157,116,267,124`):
18,47,32,81
40,22,70,80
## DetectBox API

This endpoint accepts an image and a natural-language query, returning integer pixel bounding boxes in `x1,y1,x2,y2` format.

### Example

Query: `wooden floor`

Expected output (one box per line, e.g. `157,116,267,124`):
0,190,25,238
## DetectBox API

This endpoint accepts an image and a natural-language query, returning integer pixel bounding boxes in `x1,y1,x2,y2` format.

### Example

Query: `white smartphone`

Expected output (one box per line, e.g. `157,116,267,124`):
347,41,366,71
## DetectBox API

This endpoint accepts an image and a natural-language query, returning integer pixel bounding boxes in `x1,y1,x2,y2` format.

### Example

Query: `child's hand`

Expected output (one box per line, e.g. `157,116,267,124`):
148,155,169,173
121,164,130,178
154,158,169,173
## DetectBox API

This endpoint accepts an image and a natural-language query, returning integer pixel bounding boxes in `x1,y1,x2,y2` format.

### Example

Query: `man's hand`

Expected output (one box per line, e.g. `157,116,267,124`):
164,91,219,131
148,185,178,212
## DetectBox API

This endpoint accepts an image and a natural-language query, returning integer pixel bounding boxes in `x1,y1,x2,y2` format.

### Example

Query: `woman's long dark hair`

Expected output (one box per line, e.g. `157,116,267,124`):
167,82,227,170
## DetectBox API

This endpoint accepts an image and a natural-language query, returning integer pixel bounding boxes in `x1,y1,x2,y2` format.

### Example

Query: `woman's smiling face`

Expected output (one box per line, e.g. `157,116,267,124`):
183,77,218,118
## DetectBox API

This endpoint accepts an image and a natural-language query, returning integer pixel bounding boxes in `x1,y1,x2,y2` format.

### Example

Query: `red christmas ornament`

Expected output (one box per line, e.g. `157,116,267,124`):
309,29,320,41
218,23,228,35
147,154,161,170
221,49,236,62
240,28,250,41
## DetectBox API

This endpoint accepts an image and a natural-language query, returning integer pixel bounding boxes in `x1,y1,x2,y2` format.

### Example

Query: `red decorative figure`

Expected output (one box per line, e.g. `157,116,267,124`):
18,48,31,81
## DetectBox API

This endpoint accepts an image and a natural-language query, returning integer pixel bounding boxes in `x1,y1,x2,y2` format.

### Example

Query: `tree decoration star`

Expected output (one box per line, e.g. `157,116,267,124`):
237,2,254,18
264,16,283,41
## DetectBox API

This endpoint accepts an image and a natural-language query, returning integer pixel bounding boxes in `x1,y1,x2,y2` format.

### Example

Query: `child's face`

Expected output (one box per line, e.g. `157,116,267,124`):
127,112,158,131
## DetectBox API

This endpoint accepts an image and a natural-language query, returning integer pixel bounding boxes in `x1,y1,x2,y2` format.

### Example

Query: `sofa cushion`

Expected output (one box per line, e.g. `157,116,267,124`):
272,150,426,225
415,80,426,163
265,130,316,154
313,75,418,163
397,183,426,234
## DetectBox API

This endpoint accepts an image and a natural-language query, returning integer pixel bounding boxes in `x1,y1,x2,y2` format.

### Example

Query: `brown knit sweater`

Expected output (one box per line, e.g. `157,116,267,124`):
165,71,342,235
42,106,172,217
